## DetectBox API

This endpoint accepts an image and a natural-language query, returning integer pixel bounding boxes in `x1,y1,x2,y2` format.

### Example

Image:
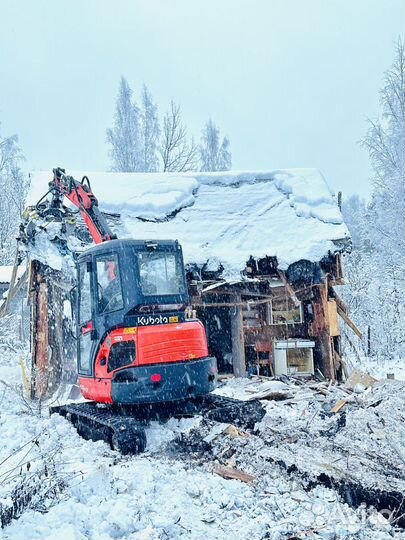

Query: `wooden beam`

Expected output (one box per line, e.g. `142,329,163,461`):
214,465,255,483
337,305,363,339
230,294,246,377
244,323,307,343
334,291,348,315
331,399,347,414
309,282,336,380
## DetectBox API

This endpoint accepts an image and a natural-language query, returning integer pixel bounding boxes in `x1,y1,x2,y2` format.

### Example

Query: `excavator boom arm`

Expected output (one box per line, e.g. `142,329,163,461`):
51,167,116,244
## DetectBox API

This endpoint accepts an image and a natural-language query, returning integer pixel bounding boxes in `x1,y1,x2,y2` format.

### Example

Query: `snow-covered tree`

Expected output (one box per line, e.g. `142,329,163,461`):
362,39,405,271
160,101,199,172
0,126,27,263
106,77,142,172
140,84,160,172
342,40,405,362
341,194,368,250
199,119,232,172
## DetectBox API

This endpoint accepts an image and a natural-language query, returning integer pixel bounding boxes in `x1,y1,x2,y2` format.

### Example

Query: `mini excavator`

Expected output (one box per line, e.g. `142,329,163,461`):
23,168,224,453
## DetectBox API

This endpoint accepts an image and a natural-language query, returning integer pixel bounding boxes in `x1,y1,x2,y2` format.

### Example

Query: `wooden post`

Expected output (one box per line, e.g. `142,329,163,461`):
30,261,50,400
309,282,336,380
230,294,246,377
35,281,49,398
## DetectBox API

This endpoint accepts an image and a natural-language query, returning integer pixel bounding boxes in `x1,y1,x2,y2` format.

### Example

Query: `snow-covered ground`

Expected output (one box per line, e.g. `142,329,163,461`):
1,314,404,539
357,357,405,381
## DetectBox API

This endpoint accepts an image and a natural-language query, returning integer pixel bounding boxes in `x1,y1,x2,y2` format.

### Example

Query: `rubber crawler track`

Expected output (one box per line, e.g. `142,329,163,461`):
50,394,265,455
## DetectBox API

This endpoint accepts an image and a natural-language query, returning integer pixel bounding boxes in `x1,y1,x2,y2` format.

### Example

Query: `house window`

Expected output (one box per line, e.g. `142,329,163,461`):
270,296,302,324
286,348,313,374
273,342,314,376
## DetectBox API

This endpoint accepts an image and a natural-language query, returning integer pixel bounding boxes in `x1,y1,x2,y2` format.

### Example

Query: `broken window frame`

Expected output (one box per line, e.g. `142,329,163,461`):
268,295,303,325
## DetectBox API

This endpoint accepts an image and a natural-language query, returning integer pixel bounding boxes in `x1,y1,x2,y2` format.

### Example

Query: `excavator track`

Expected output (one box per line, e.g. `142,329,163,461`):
50,394,265,455
51,402,148,453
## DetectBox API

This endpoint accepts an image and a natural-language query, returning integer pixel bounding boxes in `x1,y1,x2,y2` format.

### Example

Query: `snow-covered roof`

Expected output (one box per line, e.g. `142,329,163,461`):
0,265,25,284
27,169,350,276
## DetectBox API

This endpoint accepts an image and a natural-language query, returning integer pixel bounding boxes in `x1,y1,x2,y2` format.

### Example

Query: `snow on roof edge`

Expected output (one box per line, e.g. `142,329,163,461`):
27,168,351,276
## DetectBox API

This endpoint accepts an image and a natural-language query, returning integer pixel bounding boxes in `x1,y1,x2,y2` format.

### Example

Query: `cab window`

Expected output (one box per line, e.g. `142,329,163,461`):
78,261,92,324
138,251,185,296
96,254,124,313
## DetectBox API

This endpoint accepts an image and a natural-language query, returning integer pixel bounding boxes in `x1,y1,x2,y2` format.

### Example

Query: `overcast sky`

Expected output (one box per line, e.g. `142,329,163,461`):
0,0,403,198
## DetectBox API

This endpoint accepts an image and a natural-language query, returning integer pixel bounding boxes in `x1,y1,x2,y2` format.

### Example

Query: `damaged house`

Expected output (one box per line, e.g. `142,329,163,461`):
20,168,356,396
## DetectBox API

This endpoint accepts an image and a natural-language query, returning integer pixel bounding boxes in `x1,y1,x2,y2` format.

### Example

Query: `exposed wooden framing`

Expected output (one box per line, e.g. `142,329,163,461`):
244,323,307,343
189,252,351,380
192,296,272,309
230,294,246,377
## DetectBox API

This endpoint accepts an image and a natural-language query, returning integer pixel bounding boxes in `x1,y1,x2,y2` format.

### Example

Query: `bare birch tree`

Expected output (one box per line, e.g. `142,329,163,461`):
160,102,199,172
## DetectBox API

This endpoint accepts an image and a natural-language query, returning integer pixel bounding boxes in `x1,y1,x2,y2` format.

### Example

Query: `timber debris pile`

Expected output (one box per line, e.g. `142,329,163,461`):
171,373,405,530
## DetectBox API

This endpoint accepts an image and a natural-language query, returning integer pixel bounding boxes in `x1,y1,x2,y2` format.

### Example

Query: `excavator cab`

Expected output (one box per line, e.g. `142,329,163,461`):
76,238,217,404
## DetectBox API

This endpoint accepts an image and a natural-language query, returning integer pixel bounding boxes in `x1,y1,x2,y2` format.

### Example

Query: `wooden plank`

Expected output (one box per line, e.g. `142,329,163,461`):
35,281,49,399
331,399,347,414
334,291,348,315
337,306,363,339
213,465,256,483
328,300,340,337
